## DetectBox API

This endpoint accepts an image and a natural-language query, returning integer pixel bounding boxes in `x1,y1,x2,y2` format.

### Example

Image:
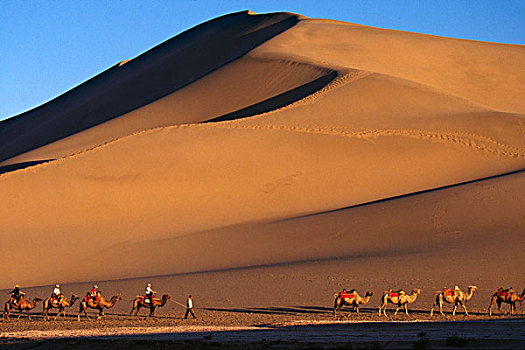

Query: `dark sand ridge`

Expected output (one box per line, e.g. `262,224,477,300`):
0,11,305,165
0,10,524,305
0,56,336,172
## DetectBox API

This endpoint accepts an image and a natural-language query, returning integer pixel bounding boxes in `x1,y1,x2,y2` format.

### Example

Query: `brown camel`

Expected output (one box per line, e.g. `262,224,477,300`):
42,294,79,321
379,289,421,317
488,287,525,316
430,285,477,317
130,294,171,318
3,297,43,321
333,290,373,317
77,292,121,321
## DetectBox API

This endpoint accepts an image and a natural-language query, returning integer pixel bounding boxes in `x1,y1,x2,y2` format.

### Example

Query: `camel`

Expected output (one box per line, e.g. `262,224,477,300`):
77,292,121,321
333,290,373,317
378,289,421,317
430,285,477,316
488,287,525,316
42,294,79,321
3,297,43,321
130,294,171,318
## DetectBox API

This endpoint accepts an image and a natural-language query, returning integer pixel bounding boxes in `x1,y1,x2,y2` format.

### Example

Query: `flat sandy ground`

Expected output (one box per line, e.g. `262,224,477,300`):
1,263,524,349
1,312,524,349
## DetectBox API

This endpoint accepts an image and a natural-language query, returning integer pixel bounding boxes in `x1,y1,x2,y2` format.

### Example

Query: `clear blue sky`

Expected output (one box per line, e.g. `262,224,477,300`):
1,0,524,121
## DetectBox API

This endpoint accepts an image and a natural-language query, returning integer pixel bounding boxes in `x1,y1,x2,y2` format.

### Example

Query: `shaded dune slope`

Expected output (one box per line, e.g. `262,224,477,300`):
1,12,524,288
0,11,302,164
0,57,335,171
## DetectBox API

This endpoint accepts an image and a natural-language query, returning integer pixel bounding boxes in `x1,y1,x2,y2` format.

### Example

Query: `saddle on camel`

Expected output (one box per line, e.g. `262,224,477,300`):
443,286,461,298
496,287,513,299
387,289,406,298
139,293,157,304
83,285,100,304
338,289,356,299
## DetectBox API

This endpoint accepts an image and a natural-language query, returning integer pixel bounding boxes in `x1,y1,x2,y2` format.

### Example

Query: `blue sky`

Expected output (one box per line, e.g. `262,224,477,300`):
1,0,524,121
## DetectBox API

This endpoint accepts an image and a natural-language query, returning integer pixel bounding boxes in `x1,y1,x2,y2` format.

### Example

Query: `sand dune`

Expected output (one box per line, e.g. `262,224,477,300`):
0,9,524,300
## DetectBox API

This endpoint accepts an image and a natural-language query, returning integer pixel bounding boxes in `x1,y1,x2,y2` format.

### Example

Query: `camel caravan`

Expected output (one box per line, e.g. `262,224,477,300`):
2,283,523,321
333,285,524,318
2,283,171,322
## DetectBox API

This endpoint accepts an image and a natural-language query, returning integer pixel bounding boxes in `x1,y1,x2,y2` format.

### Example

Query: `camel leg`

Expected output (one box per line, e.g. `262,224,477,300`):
134,306,142,319
439,298,445,317
404,303,409,316
497,301,503,315
488,297,498,316
394,306,400,316
78,304,91,322
379,299,387,317
461,302,468,316
452,303,457,316
54,308,63,321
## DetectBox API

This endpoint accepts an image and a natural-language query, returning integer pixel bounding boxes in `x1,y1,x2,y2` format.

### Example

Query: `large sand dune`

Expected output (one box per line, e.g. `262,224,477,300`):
0,9,524,310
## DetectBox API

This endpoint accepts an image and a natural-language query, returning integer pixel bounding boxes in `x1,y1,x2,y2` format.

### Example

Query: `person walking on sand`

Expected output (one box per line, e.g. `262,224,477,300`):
184,295,196,319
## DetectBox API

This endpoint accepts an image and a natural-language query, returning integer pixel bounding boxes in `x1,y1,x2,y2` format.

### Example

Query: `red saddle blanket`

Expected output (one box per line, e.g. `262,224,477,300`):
388,290,404,298
84,295,99,303
444,289,455,297
497,291,510,298
141,295,155,303
339,292,355,298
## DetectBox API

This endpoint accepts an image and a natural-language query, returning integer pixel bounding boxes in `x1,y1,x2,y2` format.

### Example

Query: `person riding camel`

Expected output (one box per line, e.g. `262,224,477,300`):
145,283,156,304
8,285,25,307
87,285,99,303
52,284,63,305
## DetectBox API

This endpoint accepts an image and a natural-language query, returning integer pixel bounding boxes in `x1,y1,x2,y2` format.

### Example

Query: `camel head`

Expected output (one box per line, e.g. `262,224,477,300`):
412,289,422,295
162,294,171,300
112,296,122,302
33,298,43,303
71,294,80,302
468,285,478,292
365,291,373,297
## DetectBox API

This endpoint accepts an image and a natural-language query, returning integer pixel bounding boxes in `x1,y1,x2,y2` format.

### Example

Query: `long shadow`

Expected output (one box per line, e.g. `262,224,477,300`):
205,305,332,316
205,71,337,123
0,159,53,175
275,168,525,223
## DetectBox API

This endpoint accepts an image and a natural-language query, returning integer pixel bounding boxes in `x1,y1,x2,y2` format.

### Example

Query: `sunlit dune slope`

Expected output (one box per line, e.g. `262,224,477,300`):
0,11,524,288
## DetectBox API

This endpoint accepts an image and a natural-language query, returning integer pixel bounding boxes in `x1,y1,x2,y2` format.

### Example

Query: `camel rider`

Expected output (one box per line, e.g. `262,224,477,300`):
8,285,25,306
145,283,156,303
90,285,99,301
52,284,63,304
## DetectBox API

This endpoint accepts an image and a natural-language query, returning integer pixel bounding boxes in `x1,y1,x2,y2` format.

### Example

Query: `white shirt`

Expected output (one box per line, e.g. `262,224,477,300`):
187,298,193,308
146,286,153,294
53,287,61,295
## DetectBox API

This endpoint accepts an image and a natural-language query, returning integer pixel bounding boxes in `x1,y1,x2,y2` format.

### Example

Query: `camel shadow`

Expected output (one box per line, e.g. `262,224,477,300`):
205,305,332,316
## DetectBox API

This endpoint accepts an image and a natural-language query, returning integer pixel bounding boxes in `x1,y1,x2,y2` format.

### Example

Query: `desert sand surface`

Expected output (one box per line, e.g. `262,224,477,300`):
1,10,524,347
